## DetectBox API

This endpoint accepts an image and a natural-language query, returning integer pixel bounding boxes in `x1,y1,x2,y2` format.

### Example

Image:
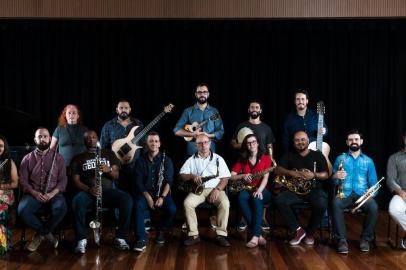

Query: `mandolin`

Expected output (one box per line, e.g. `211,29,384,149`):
183,113,220,141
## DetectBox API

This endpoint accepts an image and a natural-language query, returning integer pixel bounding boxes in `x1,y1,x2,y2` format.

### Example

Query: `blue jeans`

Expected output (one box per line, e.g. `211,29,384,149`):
274,188,328,235
134,195,177,241
238,189,271,237
18,194,67,236
72,188,133,241
332,192,378,241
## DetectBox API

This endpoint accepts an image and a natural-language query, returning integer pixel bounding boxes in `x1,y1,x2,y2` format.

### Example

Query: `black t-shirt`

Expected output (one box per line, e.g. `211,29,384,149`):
232,121,275,153
279,150,328,176
70,149,120,189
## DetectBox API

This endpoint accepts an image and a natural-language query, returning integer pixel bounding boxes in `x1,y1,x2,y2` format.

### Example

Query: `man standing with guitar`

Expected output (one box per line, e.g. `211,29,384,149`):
173,83,224,157
100,100,143,191
282,90,328,152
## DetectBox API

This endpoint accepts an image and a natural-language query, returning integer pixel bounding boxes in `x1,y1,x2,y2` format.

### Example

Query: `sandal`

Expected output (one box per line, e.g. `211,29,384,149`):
246,240,258,248
258,236,267,246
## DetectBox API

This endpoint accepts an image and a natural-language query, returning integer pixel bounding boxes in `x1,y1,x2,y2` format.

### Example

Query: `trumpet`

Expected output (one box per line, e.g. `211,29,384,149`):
336,159,346,198
351,177,384,213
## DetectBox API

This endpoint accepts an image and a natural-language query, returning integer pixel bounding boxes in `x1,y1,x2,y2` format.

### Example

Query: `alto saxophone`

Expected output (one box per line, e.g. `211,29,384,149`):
178,158,219,195
229,167,274,194
89,142,103,246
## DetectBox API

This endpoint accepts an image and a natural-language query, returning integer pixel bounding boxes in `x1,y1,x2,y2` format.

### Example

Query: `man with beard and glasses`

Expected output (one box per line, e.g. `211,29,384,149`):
18,128,68,252
230,100,275,231
332,130,378,254
282,89,328,153
173,83,224,157
274,131,329,247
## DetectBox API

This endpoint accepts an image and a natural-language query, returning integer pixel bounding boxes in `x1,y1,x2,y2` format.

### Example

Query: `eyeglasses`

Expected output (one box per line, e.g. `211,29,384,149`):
196,91,209,95
246,140,258,145
196,141,210,146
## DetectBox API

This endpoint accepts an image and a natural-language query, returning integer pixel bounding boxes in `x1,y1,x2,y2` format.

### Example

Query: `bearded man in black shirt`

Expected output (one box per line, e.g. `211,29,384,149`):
274,131,329,246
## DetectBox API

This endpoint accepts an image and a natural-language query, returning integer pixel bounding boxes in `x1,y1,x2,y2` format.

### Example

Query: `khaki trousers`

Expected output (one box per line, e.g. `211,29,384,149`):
183,188,230,237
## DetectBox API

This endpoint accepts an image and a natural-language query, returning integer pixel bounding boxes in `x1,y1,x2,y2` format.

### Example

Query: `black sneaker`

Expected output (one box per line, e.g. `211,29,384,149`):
144,219,152,232
184,236,200,246
261,220,270,231
133,240,146,252
156,231,165,245
215,235,231,247
360,239,369,252
337,239,349,254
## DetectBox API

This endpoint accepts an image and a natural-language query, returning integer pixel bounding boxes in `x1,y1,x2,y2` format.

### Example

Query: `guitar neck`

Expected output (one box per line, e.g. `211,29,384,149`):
197,119,209,129
132,111,166,143
316,114,324,151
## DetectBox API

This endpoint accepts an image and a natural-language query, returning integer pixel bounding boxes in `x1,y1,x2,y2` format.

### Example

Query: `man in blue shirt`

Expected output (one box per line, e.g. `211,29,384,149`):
282,89,327,153
332,130,378,254
173,83,224,157
132,132,176,252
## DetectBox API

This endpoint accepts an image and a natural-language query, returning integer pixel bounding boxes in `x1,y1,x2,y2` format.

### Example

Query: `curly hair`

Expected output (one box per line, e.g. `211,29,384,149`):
57,104,83,128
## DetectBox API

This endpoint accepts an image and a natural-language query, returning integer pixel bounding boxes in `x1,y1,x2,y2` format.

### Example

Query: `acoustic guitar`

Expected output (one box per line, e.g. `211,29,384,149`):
183,113,220,141
308,101,333,175
112,104,174,164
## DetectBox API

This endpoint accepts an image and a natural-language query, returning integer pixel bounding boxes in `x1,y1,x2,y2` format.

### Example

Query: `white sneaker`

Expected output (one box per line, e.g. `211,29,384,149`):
75,239,87,254
114,238,129,250
45,232,59,248
26,233,44,252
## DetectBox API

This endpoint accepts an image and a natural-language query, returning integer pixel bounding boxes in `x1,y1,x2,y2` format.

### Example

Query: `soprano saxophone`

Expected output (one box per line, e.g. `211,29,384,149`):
89,142,103,246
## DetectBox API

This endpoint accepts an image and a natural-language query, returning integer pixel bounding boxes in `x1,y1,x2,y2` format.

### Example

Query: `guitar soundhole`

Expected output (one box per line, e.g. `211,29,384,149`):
118,143,132,157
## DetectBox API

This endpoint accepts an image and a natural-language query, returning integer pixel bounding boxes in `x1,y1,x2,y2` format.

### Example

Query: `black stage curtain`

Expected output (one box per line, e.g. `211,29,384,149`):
1,19,405,207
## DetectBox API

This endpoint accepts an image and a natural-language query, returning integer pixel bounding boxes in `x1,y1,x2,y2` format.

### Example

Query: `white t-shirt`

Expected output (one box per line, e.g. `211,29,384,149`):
179,152,231,188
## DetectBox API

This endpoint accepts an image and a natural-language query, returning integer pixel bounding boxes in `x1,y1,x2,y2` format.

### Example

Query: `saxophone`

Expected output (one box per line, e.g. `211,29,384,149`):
273,162,317,195
89,142,103,246
178,158,219,195
229,167,274,194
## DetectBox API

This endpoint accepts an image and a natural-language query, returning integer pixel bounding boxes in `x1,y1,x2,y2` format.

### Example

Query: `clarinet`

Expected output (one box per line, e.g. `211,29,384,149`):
43,147,58,194
89,142,103,246
156,152,166,199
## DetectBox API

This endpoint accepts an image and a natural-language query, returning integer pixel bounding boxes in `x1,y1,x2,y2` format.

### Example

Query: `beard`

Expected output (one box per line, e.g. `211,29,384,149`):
118,112,129,120
295,143,307,153
196,96,207,105
36,142,51,151
349,143,360,152
249,111,261,119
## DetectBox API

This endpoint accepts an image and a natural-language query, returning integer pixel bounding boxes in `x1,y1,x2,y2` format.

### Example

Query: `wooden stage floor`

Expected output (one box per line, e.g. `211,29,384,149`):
1,211,406,270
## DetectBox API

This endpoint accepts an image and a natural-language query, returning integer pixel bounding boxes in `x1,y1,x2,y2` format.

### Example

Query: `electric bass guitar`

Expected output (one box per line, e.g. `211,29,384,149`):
112,104,174,164
183,113,220,141
308,101,333,176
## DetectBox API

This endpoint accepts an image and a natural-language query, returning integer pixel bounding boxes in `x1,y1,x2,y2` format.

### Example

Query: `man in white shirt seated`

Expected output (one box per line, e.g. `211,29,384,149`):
179,134,231,247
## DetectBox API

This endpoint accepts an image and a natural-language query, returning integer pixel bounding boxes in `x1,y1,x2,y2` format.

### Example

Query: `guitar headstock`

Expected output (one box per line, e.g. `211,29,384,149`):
210,113,220,121
164,103,174,113
316,101,325,115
